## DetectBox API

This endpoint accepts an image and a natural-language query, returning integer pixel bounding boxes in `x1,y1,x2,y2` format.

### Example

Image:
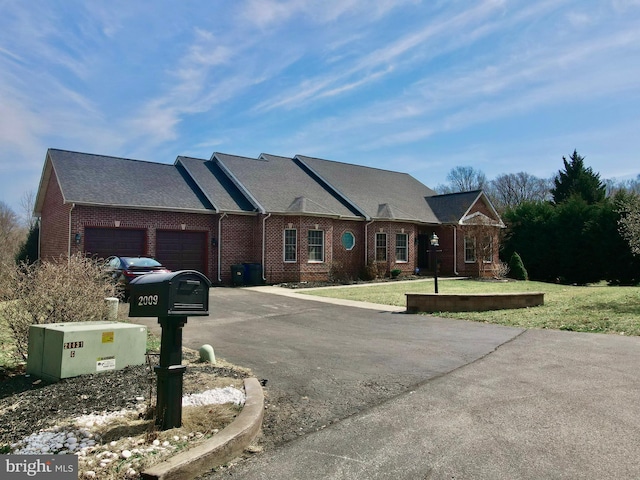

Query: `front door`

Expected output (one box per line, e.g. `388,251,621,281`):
417,234,430,271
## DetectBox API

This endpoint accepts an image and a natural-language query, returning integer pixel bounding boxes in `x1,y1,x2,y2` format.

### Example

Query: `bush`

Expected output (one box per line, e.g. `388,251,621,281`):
0,257,16,301
328,261,352,283
0,254,117,360
508,252,528,281
360,263,377,281
491,261,510,280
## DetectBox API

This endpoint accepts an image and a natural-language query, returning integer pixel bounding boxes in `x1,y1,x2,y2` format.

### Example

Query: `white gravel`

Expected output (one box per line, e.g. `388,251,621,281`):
9,385,246,478
182,386,246,407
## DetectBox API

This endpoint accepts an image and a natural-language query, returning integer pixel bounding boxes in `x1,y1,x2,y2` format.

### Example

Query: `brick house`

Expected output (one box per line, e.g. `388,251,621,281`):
34,149,505,284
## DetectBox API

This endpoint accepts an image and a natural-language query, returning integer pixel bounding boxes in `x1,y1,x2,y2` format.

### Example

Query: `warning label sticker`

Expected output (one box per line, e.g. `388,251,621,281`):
102,331,114,343
96,356,116,371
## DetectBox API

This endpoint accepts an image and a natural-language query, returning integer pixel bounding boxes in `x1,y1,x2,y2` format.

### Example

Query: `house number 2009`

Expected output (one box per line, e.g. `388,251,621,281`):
138,295,159,306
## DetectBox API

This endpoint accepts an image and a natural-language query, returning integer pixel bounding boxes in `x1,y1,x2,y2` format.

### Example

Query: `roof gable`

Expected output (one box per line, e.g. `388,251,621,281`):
426,190,504,226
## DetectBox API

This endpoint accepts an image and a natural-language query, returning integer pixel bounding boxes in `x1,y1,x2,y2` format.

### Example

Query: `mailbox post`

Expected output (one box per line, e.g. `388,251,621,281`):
129,270,211,430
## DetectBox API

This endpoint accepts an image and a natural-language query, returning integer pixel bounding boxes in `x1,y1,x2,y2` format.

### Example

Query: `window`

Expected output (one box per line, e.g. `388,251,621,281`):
376,233,387,261
395,233,408,262
308,230,324,262
464,236,476,263
341,231,355,250
284,229,297,262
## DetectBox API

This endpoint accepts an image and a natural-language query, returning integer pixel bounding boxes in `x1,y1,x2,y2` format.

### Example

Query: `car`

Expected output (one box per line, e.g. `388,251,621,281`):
105,256,170,297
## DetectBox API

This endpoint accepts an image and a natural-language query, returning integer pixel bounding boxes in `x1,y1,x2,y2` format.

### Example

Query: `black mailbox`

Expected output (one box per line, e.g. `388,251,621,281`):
129,270,211,317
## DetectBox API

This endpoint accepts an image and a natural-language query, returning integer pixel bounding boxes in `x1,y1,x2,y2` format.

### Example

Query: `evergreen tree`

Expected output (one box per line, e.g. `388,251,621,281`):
15,225,39,265
508,252,528,281
551,150,605,205
502,201,557,282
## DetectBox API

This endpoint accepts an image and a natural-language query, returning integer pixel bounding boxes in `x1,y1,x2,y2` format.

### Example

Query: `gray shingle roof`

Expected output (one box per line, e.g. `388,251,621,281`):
176,156,255,213
46,149,214,212
212,153,361,218
37,148,499,227
426,191,483,224
295,155,440,223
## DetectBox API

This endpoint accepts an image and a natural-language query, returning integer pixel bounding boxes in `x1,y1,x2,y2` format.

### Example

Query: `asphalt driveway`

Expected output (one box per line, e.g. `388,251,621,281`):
133,286,640,479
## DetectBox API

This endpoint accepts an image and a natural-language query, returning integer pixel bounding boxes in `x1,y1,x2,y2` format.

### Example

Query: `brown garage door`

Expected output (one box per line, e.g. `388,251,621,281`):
84,228,146,260
156,231,207,273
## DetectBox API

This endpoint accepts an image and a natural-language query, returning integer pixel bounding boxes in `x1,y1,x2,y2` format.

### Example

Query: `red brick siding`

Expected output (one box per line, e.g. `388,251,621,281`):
216,214,259,283
455,197,502,277
366,221,418,277
262,216,369,283
72,206,216,279
469,197,499,221
40,168,72,261
330,220,365,281
41,180,502,283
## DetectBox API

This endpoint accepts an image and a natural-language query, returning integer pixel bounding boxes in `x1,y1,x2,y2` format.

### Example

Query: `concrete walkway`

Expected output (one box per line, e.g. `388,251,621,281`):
244,285,406,312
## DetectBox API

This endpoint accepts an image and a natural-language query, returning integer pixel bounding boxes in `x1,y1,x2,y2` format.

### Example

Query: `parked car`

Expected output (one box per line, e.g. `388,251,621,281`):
105,256,170,297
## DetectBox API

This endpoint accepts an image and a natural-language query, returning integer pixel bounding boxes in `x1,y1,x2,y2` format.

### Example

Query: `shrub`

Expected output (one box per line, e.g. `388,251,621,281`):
508,252,528,281
0,254,117,360
391,268,402,278
360,263,377,281
491,261,510,280
328,261,352,283
0,257,16,301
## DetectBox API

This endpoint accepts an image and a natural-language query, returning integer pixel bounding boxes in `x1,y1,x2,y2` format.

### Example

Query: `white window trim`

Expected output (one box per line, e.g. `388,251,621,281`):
283,228,297,263
375,232,387,262
341,231,356,251
308,229,325,263
395,233,408,263
464,236,476,263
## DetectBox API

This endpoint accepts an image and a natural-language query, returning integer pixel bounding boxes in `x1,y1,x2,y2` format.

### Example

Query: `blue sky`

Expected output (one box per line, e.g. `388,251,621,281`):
2,0,640,214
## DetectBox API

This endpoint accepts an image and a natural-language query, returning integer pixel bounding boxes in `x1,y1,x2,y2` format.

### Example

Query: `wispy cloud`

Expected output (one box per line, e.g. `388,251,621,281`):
251,0,528,112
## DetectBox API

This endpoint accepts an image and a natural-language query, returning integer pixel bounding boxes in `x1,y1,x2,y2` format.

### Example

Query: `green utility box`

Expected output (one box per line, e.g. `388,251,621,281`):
26,321,147,382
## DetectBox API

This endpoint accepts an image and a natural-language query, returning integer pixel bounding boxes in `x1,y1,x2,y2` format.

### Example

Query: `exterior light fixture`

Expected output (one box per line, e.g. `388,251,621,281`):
74,233,81,245
430,232,439,248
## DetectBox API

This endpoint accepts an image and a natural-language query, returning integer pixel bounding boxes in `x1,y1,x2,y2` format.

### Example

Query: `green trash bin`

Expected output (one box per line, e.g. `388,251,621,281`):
231,265,244,286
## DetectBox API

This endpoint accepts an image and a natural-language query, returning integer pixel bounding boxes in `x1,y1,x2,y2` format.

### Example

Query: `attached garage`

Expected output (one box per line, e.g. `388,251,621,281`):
84,228,146,259
155,230,207,273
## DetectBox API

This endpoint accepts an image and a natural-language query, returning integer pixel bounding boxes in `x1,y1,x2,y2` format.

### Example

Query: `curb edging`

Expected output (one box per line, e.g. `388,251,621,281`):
141,377,264,480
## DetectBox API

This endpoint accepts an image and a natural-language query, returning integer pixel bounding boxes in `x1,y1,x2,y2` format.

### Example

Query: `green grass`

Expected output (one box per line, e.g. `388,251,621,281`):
300,279,640,335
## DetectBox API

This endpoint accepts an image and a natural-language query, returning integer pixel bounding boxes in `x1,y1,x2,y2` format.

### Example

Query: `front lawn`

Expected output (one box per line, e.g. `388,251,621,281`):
300,279,640,335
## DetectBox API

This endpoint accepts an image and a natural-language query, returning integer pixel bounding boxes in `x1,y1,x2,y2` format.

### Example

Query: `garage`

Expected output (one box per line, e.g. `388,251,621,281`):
155,230,207,273
84,228,146,259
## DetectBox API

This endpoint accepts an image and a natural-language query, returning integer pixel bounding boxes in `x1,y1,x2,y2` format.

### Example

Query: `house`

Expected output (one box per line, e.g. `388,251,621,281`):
34,148,505,284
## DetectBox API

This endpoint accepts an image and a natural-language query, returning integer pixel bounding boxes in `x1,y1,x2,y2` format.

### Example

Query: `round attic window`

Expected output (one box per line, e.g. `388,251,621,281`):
341,231,355,251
